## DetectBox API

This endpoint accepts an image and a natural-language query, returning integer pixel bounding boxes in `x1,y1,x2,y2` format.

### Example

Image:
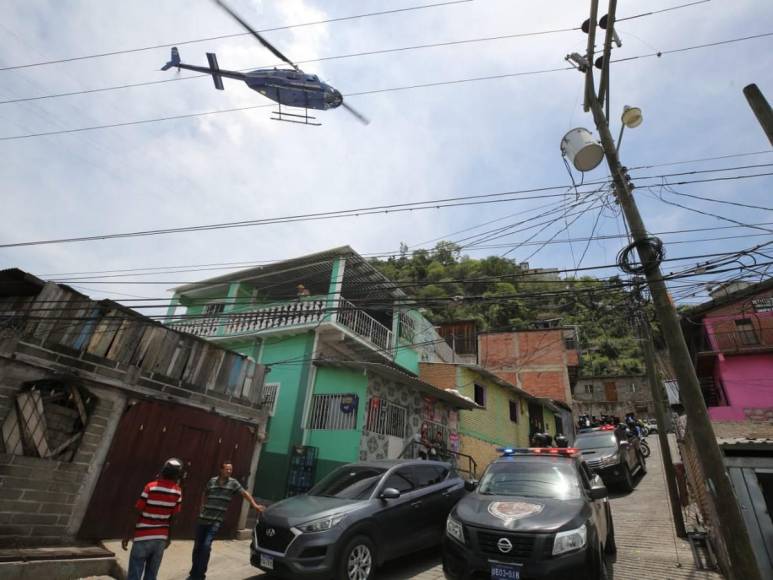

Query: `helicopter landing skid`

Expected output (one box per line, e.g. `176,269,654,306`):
271,103,321,126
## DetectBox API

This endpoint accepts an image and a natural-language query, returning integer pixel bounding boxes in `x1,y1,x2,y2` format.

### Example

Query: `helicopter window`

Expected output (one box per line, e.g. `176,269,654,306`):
306,75,318,81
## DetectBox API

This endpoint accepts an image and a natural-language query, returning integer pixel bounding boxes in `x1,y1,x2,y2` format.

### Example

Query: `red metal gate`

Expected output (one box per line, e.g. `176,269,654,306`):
79,399,256,539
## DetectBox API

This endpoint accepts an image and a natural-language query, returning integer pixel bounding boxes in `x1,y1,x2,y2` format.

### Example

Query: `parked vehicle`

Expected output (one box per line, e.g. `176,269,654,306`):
644,420,659,434
639,438,651,458
443,447,616,580
574,427,646,492
250,459,465,580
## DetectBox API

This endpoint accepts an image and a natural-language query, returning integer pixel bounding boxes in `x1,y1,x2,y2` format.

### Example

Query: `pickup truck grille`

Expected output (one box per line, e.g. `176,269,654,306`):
476,530,536,559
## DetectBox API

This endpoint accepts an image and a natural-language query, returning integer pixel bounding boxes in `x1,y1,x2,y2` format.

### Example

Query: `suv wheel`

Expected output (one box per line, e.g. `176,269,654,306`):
620,464,634,492
339,535,375,580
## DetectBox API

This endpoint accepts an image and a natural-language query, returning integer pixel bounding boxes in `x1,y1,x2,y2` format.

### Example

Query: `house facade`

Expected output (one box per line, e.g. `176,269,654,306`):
419,362,559,474
0,269,268,546
679,278,773,578
167,247,471,500
476,327,579,440
572,374,654,419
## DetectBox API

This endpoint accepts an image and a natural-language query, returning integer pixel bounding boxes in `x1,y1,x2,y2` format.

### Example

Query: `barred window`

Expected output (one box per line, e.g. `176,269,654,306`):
307,394,358,430
262,383,280,416
365,398,407,438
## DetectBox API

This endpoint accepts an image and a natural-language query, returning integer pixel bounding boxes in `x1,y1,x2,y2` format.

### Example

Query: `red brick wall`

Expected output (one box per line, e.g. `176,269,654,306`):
418,363,457,391
479,331,574,404
517,331,566,366
521,371,567,402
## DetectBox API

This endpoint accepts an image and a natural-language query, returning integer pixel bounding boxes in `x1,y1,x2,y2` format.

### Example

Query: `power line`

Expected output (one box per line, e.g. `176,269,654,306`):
0,0,474,72
2,32,770,142
612,31,773,64
0,0,709,74
0,171,767,249
616,0,710,22
0,28,579,106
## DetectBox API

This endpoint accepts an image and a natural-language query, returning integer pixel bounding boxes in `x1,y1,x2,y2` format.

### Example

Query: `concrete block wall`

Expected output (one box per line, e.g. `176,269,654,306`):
459,433,500,476
0,359,116,547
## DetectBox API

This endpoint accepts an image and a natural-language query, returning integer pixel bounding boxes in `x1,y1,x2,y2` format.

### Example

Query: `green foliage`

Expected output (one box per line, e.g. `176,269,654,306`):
372,242,647,377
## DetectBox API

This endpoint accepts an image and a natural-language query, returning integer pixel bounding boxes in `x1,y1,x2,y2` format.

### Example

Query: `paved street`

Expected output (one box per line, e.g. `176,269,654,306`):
100,439,723,580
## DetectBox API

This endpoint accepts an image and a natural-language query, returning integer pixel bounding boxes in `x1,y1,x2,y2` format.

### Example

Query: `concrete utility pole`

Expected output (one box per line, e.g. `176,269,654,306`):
578,2,762,578
634,300,687,538
743,84,773,147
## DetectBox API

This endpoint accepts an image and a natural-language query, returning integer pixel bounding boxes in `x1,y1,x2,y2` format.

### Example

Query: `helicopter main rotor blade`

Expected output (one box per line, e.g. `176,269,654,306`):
342,101,370,125
213,0,300,72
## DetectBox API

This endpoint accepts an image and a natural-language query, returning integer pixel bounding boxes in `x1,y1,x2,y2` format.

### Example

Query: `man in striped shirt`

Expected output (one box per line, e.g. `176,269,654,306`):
122,458,183,580
188,460,265,580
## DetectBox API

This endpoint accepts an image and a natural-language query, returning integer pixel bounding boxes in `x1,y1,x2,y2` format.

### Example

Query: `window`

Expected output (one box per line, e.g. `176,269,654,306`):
308,466,386,500
474,383,486,407
203,302,225,315
735,319,759,346
365,398,407,438
411,465,448,488
307,394,358,430
584,384,594,394
509,400,519,423
261,383,280,416
382,467,416,494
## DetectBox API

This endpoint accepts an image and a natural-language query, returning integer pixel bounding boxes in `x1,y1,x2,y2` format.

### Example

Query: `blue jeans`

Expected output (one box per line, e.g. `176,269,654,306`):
128,539,166,580
189,521,221,580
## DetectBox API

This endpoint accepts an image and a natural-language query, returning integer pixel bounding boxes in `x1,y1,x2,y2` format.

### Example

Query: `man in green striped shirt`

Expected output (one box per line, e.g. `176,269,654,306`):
187,460,264,580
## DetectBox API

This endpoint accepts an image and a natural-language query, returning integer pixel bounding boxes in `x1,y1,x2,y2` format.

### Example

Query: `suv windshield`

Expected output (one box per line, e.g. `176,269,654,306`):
478,461,581,500
575,432,618,450
308,466,386,500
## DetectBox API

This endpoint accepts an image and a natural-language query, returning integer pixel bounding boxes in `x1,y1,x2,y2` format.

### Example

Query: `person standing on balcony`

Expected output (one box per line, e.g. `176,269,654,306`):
296,284,311,298
187,460,265,580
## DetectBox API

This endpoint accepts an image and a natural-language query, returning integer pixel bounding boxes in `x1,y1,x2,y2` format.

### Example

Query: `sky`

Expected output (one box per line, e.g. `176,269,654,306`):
1,0,772,308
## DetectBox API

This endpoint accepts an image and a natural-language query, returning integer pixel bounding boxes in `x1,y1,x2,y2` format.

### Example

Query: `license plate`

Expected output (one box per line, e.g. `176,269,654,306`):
260,554,274,570
490,562,520,579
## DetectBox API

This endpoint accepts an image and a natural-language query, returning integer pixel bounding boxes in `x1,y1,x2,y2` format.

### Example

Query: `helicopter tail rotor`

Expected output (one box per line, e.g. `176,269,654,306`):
161,47,181,71
342,101,370,125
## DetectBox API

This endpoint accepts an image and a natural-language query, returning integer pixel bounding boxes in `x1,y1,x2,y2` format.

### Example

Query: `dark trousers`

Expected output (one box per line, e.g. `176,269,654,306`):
189,521,221,580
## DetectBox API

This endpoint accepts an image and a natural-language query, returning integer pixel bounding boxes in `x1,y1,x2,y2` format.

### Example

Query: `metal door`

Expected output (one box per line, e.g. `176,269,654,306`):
78,399,256,539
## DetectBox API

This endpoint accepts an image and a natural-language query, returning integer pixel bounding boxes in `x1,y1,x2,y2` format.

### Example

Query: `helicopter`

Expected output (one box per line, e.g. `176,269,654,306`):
161,0,369,126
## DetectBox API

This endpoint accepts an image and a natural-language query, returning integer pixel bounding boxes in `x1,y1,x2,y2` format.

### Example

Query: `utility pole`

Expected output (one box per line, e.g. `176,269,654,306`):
743,83,773,147
632,290,687,538
577,2,761,578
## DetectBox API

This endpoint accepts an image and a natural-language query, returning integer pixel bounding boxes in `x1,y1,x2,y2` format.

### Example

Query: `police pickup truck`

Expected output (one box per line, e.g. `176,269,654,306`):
442,447,616,580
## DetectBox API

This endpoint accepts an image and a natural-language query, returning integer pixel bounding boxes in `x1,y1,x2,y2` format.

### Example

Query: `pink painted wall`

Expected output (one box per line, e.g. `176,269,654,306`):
708,354,773,421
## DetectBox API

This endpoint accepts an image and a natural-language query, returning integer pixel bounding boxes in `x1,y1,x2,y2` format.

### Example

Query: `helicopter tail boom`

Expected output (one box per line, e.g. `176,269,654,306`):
160,47,181,71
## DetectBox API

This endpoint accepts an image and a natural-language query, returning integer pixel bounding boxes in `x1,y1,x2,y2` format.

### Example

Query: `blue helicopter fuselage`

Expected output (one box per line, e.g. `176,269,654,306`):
244,69,342,110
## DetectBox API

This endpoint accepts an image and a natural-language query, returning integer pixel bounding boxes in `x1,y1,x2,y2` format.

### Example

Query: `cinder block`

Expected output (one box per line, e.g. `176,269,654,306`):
30,524,68,537
39,503,74,515
1,477,51,492
0,488,23,500
0,524,32,536
0,499,39,512
22,490,72,504
11,513,59,525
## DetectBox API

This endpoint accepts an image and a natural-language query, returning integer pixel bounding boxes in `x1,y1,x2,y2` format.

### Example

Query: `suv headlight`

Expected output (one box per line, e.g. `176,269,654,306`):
552,523,587,555
446,514,465,544
297,513,347,533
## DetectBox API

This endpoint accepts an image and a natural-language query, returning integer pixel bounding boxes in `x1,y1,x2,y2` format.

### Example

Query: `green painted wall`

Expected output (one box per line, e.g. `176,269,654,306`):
456,368,530,448
394,341,420,374
250,332,315,500
306,366,368,471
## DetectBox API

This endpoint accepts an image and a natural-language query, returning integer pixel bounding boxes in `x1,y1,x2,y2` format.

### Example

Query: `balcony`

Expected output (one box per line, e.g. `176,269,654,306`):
172,297,394,356
710,330,773,353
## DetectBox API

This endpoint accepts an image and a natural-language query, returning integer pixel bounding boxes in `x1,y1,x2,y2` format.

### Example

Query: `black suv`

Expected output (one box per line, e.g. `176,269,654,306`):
574,427,646,491
251,459,465,580
443,448,616,580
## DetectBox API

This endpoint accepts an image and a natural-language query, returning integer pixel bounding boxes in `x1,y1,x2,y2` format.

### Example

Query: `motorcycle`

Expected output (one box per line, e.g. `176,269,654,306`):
639,437,651,458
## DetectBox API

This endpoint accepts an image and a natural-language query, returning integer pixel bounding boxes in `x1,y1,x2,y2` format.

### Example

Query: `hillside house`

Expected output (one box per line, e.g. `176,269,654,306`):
167,247,475,500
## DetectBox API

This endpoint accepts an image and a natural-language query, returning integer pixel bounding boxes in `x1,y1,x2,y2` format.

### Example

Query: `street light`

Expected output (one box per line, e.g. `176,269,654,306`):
617,105,643,150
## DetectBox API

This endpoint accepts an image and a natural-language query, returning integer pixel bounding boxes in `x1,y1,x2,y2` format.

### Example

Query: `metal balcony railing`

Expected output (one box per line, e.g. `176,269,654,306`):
337,298,393,353
711,330,772,352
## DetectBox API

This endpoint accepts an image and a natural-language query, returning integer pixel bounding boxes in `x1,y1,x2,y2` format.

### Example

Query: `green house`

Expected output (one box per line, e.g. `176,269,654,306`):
167,247,477,500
